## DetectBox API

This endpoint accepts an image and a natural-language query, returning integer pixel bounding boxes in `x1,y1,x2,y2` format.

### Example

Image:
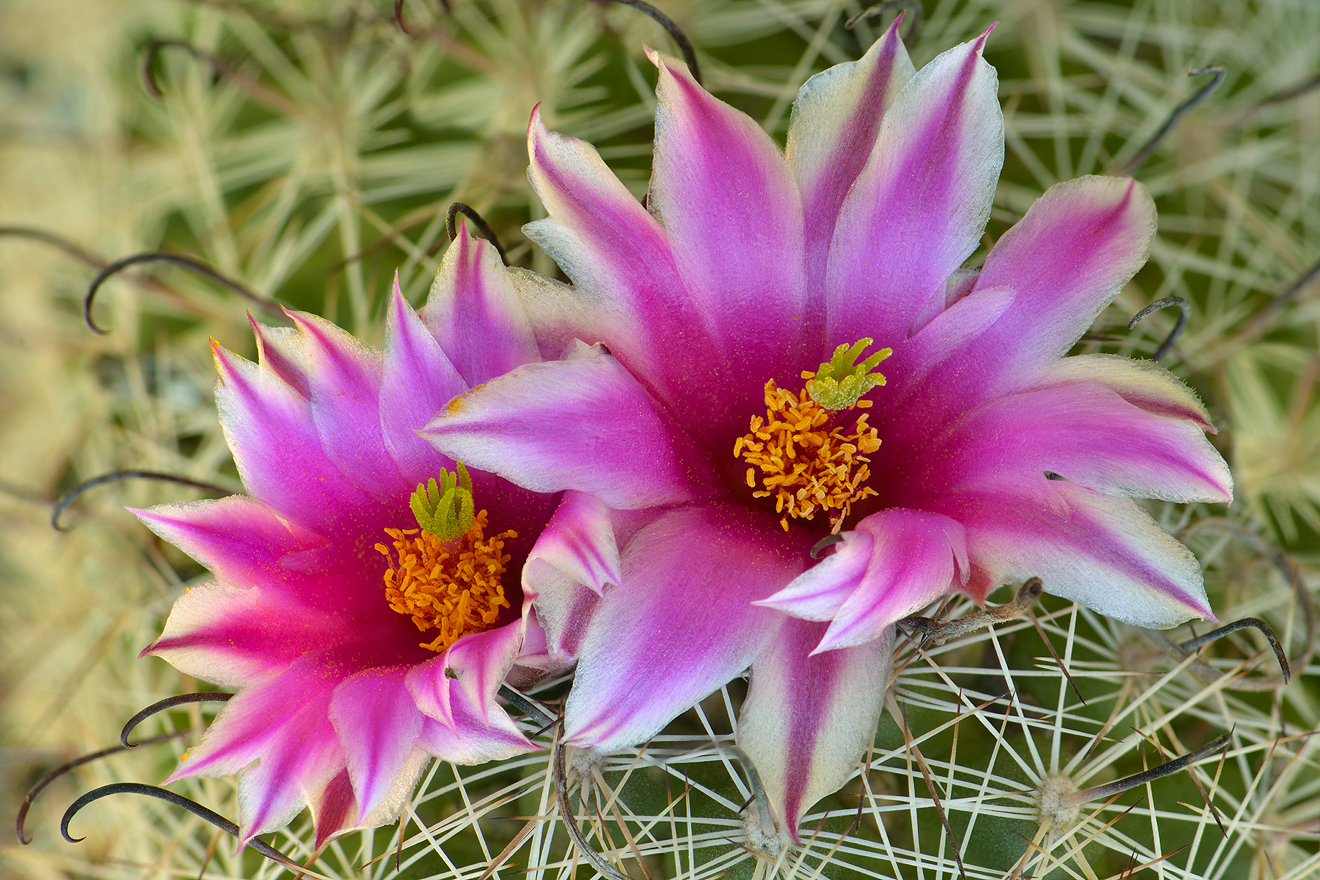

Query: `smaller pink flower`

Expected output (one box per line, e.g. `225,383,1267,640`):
133,231,594,847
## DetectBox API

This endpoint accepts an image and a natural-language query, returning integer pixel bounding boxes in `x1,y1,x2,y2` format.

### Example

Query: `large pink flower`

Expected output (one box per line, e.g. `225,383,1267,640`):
133,231,578,847
424,24,1232,841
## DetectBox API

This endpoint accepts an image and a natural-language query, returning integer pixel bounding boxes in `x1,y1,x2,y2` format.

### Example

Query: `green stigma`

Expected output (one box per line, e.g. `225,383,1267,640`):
409,463,475,540
804,339,893,410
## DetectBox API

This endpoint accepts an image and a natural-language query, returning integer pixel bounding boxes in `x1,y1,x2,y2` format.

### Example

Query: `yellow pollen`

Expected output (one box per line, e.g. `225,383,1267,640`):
734,379,881,533
375,509,515,653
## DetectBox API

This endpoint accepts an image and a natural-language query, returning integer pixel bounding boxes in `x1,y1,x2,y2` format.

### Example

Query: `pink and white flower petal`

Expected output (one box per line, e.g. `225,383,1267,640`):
404,620,520,732
788,19,914,295
825,28,1002,346
753,529,875,622
648,50,809,408
936,382,1232,503
132,497,321,591
213,342,380,533
328,666,425,821
288,310,411,505
526,490,622,596
420,229,540,387
523,559,603,664
762,510,968,653
1038,353,1216,429
563,507,801,751
309,770,356,850
143,579,364,687
418,708,536,766
249,317,309,397
737,620,891,842
446,620,525,724
165,654,346,843
381,282,466,480
961,176,1157,390
944,483,1214,626
524,110,724,417
424,347,718,508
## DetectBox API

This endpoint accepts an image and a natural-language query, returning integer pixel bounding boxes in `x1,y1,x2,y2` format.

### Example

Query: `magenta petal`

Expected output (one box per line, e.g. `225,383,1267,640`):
213,342,378,532
404,619,521,732
946,483,1214,625
289,310,410,505
1039,353,1216,430
424,347,716,508
526,491,621,595
815,511,967,653
144,579,356,687
648,50,808,391
420,230,540,387
381,281,465,480
328,666,424,821
563,507,800,750
524,109,729,419
417,698,535,764
524,558,602,664
311,770,357,850
737,620,890,842
754,529,875,621
132,497,320,591
826,28,1002,346
759,509,967,653
961,176,1158,389
788,20,914,304
938,382,1232,503
166,655,344,842
249,317,309,397
446,619,525,723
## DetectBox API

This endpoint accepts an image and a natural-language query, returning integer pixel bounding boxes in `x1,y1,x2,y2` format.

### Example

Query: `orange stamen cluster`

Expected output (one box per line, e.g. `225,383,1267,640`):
377,509,516,653
734,379,881,533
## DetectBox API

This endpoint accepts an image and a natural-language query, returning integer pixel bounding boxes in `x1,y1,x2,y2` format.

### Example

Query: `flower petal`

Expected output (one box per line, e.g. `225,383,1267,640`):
143,579,358,686
165,653,345,843
249,317,309,397
935,381,1232,503
1039,353,1215,430
761,510,968,653
788,19,914,303
132,497,321,591
420,229,540,387
309,770,356,850
825,28,1002,346
648,49,808,400
423,345,716,508
289,310,410,505
523,109,727,419
327,666,425,821
446,619,525,723
961,176,1158,391
526,490,622,596
563,506,799,750
943,483,1214,626
380,280,471,490
213,342,379,532
737,620,891,843
417,697,535,764
753,529,874,622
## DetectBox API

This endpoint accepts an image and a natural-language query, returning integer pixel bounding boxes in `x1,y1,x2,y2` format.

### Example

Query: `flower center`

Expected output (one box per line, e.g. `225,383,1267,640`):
734,339,891,534
375,464,516,653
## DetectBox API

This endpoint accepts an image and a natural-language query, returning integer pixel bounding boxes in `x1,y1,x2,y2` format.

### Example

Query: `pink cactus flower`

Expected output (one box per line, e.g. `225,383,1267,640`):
424,23,1232,842
132,232,581,847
